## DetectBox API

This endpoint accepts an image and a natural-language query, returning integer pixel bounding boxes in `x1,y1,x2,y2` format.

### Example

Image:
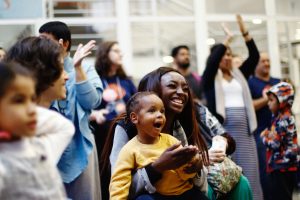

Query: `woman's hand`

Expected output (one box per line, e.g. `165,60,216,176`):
152,143,198,173
221,23,233,46
236,14,251,41
73,40,96,68
89,109,109,124
183,152,203,174
208,149,226,164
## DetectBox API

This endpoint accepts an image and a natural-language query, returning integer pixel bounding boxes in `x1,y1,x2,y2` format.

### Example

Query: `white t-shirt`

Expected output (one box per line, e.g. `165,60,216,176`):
222,78,245,108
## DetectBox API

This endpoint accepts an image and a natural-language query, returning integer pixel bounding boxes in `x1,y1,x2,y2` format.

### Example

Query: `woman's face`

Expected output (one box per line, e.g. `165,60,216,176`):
43,57,69,101
160,72,189,114
108,43,123,67
219,49,232,72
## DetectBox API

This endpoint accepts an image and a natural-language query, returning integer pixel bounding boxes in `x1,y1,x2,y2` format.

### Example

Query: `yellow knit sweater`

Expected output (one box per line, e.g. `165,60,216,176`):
109,133,195,200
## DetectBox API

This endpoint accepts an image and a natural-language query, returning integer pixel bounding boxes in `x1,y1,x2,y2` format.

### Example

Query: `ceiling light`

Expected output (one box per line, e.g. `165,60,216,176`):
252,19,262,24
162,56,173,64
207,38,216,45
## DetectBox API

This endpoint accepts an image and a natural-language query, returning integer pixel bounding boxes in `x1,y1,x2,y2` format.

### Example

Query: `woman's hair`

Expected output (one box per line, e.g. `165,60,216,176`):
210,43,232,55
138,67,209,165
0,62,34,99
5,36,63,96
94,41,127,79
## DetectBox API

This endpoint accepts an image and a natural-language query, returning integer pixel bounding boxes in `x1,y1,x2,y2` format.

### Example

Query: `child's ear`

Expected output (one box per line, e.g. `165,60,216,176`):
130,112,138,124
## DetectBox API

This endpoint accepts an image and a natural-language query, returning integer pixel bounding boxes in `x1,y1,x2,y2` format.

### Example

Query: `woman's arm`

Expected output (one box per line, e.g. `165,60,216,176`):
110,125,130,172
237,14,260,79
202,24,232,90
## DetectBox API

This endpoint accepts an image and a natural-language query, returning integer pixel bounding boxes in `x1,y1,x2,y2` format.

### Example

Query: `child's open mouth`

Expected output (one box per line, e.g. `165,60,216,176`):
153,121,163,129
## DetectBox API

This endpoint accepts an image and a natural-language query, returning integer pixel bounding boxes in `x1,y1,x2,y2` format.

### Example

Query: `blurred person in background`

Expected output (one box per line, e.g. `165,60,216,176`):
39,21,103,200
171,45,204,104
0,47,6,61
248,52,280,200
201,14,263,200
90,41,136,200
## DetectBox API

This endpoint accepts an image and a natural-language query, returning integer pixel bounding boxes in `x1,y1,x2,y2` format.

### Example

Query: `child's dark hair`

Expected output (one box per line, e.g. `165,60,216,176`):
0,62,34,99
126,91,157,119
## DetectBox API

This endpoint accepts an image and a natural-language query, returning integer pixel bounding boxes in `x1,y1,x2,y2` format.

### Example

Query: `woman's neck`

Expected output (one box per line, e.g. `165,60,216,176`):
37,96,52,108
108,65,118,77
162,112,175,134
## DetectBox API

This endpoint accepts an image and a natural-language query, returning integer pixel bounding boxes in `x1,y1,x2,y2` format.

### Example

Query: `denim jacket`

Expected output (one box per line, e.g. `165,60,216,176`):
52,56,103,183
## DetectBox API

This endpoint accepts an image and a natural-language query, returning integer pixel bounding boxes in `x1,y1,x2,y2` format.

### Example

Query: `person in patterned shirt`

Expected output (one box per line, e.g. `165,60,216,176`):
261,82,298,200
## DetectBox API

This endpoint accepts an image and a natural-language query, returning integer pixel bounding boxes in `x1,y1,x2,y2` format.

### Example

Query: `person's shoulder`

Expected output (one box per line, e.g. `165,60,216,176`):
123,136,139,149
270,77,281,84
248,75,256,82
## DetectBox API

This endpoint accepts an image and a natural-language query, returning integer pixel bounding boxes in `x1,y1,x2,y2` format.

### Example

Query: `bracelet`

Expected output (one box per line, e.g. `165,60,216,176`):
242,31,249,37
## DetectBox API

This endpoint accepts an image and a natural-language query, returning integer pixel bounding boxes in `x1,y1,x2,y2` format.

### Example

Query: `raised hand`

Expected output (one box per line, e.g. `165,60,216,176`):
221,23,233,46
236,14,248,35
73,40,96,68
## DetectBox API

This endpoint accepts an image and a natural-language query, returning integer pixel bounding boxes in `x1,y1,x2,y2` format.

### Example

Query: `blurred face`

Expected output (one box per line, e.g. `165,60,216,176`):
0,49,6,61
41,56,68,101
219,49,232,72
160,72,189,114
256,53,270,77
174,48,190,69
39,32,68,56
232,56,242,68
109,43,123,67
0,75,37,139
268,93,279,114
131,94,166,143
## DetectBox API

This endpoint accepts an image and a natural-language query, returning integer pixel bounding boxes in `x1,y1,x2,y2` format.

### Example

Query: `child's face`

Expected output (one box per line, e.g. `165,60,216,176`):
0,75,37,139
268,93,279,114
131,94,166,143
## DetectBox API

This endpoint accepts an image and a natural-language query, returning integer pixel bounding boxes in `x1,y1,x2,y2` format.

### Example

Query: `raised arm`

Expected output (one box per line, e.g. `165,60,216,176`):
237,14,260,79
202,23,233,90
72,40,103,110
75,64,103,110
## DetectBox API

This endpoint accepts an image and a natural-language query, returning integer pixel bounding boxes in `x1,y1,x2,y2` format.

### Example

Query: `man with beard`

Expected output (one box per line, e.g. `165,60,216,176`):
171,45,203,102
248,52,280,200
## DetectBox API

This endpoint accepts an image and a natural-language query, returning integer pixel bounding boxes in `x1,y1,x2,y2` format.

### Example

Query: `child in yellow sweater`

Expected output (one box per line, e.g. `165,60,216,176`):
109,92,207,200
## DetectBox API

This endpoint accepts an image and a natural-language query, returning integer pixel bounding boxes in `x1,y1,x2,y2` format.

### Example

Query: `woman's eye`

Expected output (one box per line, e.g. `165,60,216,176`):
167,84,176,88
183,87,189,92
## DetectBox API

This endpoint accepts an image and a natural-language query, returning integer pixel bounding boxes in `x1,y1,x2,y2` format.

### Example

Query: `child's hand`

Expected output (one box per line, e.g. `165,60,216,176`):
183,151,203,174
